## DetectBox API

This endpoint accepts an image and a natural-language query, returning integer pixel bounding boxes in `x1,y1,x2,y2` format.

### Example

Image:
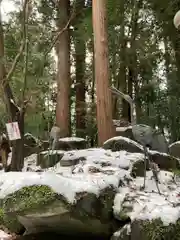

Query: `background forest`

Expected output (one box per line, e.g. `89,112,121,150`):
0,0,180,148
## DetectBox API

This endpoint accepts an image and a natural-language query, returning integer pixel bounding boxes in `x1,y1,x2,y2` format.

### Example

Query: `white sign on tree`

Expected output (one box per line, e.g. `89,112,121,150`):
6,122,21,141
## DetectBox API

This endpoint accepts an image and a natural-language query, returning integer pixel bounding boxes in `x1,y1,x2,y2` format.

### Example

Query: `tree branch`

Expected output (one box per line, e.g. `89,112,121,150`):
5,0,29,82
44,2,76,57
21,0,30,114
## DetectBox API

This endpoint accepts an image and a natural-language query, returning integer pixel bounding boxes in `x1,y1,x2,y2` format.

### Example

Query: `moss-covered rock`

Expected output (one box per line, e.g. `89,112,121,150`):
111,219,180,240
136,219,180,240
0,185,59,233
111,224,131,240
0,184,117,235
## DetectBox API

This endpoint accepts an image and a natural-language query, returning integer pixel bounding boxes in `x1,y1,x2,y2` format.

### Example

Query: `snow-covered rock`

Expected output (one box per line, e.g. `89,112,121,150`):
149,150,180,171
1,147,180,239
113,128,169,154
169,141,180,159
103,137,179,172
0,170,122,234
150,132,169,154
56,137,87,151
112,171,180,239
103,136,143,153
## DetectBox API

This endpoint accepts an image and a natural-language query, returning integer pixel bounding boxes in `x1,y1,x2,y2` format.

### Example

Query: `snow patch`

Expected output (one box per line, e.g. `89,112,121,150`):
169,141,180,148
59,137,85,142
21,147,180,226
116,126,132,132
0,171,120,204
104,136,143,149
113,171,180,226
0,230,11,239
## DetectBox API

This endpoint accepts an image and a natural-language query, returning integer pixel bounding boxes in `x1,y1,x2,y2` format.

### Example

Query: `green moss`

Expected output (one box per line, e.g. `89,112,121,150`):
1,185,58,213
0,185,61,233
0,185,116,233
139,219,180,240
0,207,23,233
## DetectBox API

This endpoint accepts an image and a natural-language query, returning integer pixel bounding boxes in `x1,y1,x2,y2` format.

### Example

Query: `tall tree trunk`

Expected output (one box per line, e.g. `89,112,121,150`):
56,0,71,137
0,9,24,171
92,0,114,146
90,42,97,147
120,38,128,121
128,0,142,123
117,0,129,121
164,36,177,142
74,0,86,138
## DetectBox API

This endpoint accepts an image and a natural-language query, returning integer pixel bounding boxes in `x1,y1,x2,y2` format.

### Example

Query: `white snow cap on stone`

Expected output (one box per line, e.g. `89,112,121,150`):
0,171,121,204
59,137,85,142
113,171,180,226
6,147,180,226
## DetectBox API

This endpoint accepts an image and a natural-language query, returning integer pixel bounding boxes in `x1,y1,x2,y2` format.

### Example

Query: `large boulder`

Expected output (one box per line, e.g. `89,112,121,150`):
111,220,180,240
114,127,169,154
55,148,144,172
151,132,169,154
0,171,121,236
169,141,180,159
149,151,180,170
103,137,177,175
112,171,180,240
24,148,144,173
53,137,87,151
103,136,143,153
2,147,180,239
131,151,180,177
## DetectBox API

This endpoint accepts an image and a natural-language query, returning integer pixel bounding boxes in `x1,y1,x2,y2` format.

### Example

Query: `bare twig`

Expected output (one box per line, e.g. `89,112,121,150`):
44,2,76,57
5,0,29,82
21,0,30,113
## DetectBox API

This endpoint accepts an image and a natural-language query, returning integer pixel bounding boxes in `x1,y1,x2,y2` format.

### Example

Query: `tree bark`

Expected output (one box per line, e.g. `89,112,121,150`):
127,0,142,123
74,0,86,138
0,10,24,171
56,0,71,137
92,0,114,146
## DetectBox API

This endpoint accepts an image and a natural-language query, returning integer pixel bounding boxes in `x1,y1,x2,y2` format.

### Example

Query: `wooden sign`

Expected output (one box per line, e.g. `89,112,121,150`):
6,122,21,141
